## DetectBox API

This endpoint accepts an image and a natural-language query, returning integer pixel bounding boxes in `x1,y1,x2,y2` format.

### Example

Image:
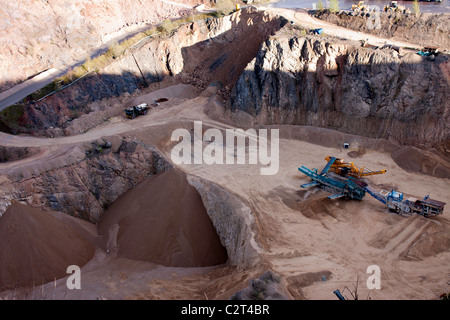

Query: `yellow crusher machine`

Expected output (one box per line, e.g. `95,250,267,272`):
324,156,387,179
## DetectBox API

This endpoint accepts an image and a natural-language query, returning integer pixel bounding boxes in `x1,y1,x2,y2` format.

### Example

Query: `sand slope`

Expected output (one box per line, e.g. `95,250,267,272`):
0,203,95,291
98,168,228,267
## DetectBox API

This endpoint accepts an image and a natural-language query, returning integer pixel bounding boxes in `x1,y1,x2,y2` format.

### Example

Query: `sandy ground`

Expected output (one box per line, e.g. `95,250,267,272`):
0,81,448,300
0,7,449,300
168,134,450,300
0,203,96,291
97,168,228,267
146,93,450,300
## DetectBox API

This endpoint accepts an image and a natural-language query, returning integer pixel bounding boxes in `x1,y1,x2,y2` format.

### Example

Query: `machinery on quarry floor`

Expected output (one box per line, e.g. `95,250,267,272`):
299,156,446,217
365,186,446,217
299,156,367,200
417,46,440,58
323,156,386,179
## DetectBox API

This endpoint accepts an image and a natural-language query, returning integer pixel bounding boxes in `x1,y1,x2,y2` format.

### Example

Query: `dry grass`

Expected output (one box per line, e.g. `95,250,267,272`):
26,12,221,101
412,0,420,16
214,0,239,15
0,103,26,133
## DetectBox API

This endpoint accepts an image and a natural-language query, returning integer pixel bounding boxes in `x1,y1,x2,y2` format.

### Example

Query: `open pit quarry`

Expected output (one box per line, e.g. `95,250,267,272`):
0,2,449,301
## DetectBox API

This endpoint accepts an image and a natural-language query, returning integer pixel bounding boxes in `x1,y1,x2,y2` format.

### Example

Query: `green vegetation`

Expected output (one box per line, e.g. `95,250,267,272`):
0,104,26,133
26,12,219,102
412,0,420,16
328,0,340,13
29,81,61,101
317,0,325,11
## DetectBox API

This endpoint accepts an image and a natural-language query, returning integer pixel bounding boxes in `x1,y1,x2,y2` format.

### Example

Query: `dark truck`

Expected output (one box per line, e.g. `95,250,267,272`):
124,103,149,119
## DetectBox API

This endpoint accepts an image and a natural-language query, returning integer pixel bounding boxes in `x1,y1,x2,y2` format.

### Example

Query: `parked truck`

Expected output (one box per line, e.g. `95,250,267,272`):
124,103,149,119
364,186,445,217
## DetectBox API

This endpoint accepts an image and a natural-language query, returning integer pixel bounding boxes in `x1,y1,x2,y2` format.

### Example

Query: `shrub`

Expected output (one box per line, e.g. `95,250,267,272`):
0,104,25,132
412,0,420,16
23,12,218,102
214,0,237,15
107,41,125,59
317,0,325,11
329,0,340,13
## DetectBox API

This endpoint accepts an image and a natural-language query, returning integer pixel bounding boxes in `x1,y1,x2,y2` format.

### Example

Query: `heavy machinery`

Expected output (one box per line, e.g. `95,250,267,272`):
124,103,149,119
364,186,411,215
351,1,369,13
324,156,387,179
417,46,439,57
364,186,446,217
299,156,445,218
383,1,410,13
407,195,446,217
298,157,367,200
334,289,346,300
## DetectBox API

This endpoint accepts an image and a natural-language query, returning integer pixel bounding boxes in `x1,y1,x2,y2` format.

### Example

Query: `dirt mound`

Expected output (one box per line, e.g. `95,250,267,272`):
98,167,228,267
392,146,450,179
0,203,95,291
294,196,341,220
286,270,332,299
180,8,288,97
403,221,450,260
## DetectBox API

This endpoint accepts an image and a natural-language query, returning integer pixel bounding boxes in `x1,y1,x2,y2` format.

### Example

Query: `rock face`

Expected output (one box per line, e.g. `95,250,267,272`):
187,175,262,269
314,11,450,50
97,168,228,267
3,138,172,222
0,0,199,92
5,7,286,136
229,33,450,148
0,146,41,163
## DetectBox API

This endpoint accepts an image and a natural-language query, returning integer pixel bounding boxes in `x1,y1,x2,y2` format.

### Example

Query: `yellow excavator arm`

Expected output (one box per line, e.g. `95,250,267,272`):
324,156,386,179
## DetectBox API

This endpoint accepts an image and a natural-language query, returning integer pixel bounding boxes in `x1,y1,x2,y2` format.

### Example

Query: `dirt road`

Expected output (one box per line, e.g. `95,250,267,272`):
1,80,449,300
269,8,421,49
0,8,449,300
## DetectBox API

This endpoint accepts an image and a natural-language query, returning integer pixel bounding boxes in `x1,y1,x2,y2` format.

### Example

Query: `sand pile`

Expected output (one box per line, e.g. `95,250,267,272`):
392,146,450,179
403,221,450,260
98,168,228,267
130,84,197,107
0,203,95,291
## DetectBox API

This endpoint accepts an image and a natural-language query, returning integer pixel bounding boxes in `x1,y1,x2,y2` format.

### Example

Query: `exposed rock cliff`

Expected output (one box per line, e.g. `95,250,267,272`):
1,137,172,222
229,32,450,148
6,7,286,136
188,175,262,269
0,0,199,92
313,11,450,50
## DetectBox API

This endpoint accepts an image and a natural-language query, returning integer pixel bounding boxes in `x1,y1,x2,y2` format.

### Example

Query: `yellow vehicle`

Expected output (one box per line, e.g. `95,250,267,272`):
383,1,411,13
324,156,387,179
351,1,368,13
